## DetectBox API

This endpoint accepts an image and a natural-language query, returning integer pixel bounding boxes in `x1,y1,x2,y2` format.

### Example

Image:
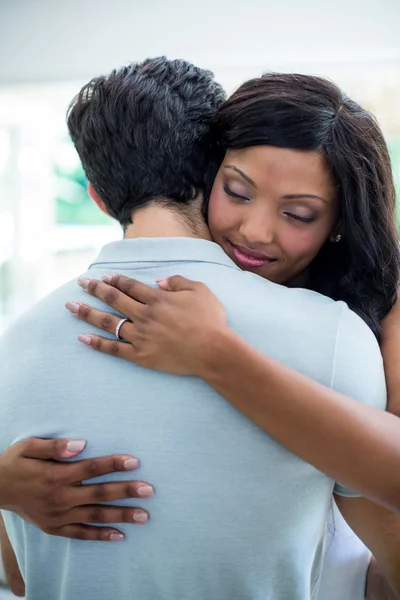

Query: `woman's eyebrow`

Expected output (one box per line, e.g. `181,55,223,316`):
223,167,328,203
224,165,257,188
282,193,328,203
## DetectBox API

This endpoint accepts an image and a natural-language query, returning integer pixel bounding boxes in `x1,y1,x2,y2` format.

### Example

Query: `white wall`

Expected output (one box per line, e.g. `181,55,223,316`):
0,0,399,87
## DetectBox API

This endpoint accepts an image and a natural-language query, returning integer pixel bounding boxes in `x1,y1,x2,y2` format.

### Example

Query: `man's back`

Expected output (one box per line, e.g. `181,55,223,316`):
0,238,386,600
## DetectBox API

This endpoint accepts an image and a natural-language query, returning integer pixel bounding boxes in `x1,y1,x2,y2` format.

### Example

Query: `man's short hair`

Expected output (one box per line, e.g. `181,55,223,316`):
67,57,226,227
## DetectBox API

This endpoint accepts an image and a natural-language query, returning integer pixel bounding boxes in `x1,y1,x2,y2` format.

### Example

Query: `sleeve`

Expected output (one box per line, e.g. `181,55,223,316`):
331,304,387,497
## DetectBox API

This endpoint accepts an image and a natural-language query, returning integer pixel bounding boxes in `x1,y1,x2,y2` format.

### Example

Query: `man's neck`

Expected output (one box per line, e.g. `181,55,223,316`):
123,199,212,241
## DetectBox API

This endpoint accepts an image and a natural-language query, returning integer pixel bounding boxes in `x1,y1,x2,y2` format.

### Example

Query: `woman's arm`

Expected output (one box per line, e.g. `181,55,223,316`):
380,296,400,418
366,556,399,600
69,274,400,511
335,496,400,598
0,513,25,597
195,326,400,509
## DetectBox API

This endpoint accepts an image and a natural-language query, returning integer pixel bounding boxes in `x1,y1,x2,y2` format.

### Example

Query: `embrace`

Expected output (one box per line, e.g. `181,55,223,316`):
0,57,400,600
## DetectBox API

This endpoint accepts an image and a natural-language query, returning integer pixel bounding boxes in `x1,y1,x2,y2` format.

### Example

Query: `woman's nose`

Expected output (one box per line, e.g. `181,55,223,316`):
239,214,275,245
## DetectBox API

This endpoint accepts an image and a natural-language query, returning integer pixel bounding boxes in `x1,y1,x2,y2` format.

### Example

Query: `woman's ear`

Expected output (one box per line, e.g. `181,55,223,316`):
329,220,343,243
87,182,110,216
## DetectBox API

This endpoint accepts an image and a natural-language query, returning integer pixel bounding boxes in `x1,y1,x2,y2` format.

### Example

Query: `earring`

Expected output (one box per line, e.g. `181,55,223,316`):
331,234,342,243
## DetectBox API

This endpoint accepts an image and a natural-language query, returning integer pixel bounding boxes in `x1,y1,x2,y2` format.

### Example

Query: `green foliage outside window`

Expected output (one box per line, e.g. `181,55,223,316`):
53,138,112,226
388,138,400,229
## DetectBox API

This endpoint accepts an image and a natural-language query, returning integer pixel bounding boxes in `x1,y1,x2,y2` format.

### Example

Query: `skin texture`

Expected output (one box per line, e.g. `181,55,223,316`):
0,513,24,596
0,438,151,540
208,147,340,285
336,498,400,598
365,557,399,600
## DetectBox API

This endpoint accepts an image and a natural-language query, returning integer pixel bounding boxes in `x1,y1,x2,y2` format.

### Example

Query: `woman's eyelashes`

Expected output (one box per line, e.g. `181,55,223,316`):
284,212,316,224
223,184,250,201
223,183,317,223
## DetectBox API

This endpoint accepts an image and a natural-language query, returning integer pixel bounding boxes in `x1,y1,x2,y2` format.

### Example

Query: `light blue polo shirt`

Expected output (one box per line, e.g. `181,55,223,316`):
0,238,386,600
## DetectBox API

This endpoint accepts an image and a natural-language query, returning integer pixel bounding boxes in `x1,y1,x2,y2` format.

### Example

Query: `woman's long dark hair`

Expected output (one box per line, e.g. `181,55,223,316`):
204,73,400,338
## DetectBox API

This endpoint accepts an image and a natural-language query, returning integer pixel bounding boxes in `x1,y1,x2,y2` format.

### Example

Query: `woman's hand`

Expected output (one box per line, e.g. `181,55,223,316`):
0,438,152,541
66,274,227,376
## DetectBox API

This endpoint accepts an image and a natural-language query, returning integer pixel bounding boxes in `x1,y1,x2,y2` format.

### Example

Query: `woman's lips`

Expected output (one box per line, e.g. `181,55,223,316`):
229,242,277,269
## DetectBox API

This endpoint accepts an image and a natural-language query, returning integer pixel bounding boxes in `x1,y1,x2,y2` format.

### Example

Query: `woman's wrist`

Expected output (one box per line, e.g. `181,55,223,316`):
0,462,11,510
197,326,245,381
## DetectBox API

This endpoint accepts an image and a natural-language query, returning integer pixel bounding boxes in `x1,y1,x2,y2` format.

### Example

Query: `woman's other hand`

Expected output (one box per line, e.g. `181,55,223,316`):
0,438,152,541
67,274,227,376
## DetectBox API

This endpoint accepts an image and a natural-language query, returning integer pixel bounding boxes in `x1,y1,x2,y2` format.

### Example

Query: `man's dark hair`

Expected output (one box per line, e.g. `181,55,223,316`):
67,57,226,227
204,73,400,338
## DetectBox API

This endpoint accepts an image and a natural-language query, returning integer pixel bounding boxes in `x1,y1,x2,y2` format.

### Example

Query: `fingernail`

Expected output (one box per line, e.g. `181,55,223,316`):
132,510,148,524
137,484,153,498
123,457,139,470
78,277,90,289
78,334,92,346
109,532,125,541
66,440,86,452
101,274,113,283
65,301,80,314
156,278,167,285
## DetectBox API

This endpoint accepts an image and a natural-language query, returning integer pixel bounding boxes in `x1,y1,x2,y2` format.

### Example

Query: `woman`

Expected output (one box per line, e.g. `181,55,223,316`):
68,74,400,598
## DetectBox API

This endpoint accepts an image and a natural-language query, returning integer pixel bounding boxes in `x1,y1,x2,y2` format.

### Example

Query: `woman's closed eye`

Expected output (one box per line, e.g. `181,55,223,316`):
284,211,316,224
223,184,250,202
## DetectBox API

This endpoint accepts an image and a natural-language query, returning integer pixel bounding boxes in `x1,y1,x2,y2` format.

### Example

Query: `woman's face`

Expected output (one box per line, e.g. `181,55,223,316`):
208,146,340,285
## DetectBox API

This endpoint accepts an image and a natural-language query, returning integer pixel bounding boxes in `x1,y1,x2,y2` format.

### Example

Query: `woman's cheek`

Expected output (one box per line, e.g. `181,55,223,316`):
208,191,233,236
281,228,322,262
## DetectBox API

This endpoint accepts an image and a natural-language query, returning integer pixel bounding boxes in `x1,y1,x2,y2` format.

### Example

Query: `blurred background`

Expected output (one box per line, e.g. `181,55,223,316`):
0,0,399,336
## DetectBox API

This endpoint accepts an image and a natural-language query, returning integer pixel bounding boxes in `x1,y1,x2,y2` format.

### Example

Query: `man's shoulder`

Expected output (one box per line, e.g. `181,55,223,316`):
0,278,82,347
335,302,381,357
331,303,385,409
228,269,343,316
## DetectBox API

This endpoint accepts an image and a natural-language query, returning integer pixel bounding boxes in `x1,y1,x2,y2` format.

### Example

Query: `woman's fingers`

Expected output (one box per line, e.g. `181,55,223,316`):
47,478,153,513
77,333,137,361
66,301,134,341
103,272,200,293
60,454,140,485
70,479,154,505
56,509,148,541
54,524,126,542
76,277,146,320
49,504,150,541
65,505,149,526
20,437,86,460
156,275,199,292
100,274,159,303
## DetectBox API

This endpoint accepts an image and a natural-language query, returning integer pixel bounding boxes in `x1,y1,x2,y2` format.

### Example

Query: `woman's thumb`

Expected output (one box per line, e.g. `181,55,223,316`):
156,275,196,292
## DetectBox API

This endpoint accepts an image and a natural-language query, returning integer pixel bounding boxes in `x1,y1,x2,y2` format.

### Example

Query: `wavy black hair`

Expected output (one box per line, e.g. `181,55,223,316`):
204,73,400,338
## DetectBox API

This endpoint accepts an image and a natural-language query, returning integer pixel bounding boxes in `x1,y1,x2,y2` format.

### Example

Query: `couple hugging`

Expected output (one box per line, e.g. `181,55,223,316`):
0,57,400,600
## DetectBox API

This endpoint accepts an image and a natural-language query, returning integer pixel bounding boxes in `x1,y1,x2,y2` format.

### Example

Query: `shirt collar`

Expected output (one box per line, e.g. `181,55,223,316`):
90,237,240,271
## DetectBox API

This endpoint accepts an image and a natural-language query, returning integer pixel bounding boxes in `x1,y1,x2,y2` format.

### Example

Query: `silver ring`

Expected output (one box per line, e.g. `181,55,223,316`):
115,318,129,340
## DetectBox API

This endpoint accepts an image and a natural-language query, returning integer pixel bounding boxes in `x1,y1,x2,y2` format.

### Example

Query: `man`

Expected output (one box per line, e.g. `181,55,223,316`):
0,58,399,599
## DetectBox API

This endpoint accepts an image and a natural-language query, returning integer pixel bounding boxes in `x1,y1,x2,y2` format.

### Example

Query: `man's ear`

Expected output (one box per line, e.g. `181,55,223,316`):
87,182,110,216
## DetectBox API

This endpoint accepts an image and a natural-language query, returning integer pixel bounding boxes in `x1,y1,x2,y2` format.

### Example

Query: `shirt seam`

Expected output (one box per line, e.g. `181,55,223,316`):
330,301,351,495
89,259,241,271
329,301,345,390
